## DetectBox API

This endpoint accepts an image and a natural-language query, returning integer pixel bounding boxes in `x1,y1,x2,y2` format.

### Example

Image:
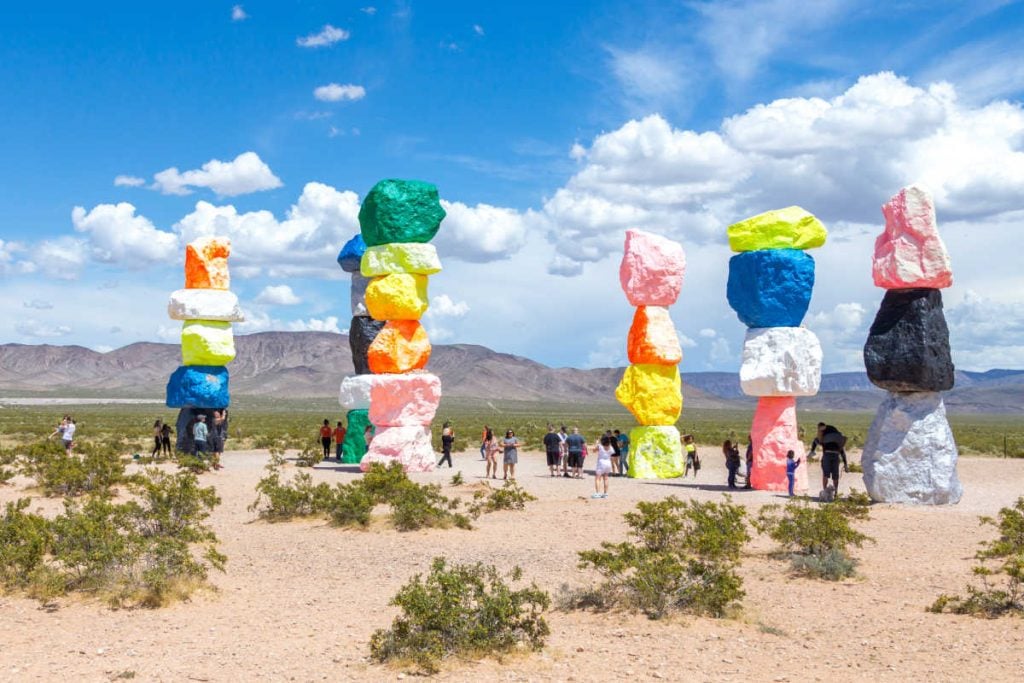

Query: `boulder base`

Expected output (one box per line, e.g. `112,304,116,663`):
181,320,236,366
337,234,367,273
341,409,372,463
727,206,827,252
627,426,684,479
619,229,686,307
627,306,682,366
358,179,446,247
740,327,822,397
368,372,442,427
367,320,432,374
750,397,807,493
361,243,442,276
615,364,682,426
184,236,231,289
338,374,376,411
360,425,436,472
166,365,229,408
168,289,244,322
861,392,962,504
349,316,386,376
365,273,429,321
727,249,815,328
874,185,953,289
864,288,953,392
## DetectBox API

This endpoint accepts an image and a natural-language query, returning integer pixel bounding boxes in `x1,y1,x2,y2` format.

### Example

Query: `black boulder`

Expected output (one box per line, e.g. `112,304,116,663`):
863,288,954,392
349,316,386,375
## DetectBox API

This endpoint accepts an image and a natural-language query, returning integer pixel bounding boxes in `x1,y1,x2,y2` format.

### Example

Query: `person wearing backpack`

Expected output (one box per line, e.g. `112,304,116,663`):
812,423,847,494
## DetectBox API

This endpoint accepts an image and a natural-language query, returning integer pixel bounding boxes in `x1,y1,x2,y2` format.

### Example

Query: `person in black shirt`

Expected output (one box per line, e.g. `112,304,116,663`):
438,422,455,468
810,422,848,493
542,425,562,477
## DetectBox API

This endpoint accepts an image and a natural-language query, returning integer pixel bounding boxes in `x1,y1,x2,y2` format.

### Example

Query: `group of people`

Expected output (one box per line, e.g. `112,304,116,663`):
318,418,375,461
151,419,174,458
47,415,77,454
186,410,228,469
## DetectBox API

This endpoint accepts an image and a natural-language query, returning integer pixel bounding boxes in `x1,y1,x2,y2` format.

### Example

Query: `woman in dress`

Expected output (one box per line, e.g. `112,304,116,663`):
592,435,613,498
502,429,521,480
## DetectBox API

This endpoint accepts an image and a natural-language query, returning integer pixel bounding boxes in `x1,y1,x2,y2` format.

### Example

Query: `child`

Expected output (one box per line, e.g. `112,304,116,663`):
786,449,802,497
592,435,613,498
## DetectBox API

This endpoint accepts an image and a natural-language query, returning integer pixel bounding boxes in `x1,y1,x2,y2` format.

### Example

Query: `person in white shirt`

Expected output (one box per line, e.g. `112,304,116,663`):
61,418,76,455
592,435,613,499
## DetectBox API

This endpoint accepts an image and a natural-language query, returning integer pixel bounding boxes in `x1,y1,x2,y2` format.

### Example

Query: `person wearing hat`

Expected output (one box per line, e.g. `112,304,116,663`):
193,413,209,459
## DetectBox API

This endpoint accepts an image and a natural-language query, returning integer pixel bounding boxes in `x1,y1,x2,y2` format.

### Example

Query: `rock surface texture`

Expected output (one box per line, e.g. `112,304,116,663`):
168,289,244,322
740,327,823,397
365,273,429,321
337,234,367,273
619,229,686,307
358,179,446,247
861,392,962,504
184,237,231,290
863,288,954,392
627,306,682,365
367,320,432,374
727,206,827,252
166,365,229,408
749,397,807,493
349,316,387,376
360,243,442,276
360,425,436,472
181,320,236,366
367,372,442,427
338,374,376,411
341,409,372,463
614,364,682,426
727,249,815,328
350,273,370,318
873,185,953,290
627,426,685,479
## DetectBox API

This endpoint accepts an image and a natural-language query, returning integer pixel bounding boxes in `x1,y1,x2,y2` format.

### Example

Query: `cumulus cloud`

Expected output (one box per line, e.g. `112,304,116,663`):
607,47,686,106
231,5,248,21
297,25,349,48
113,175,145,187
286,316,343,333
434,200,531,262
585,334,627,369
71,203,178,265
152,151,282,197
313,83,366,102
255,285,301,306
15,319,72,338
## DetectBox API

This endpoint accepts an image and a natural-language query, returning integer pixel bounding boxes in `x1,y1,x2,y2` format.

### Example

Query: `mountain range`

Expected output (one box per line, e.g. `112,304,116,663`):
1,331,1022,413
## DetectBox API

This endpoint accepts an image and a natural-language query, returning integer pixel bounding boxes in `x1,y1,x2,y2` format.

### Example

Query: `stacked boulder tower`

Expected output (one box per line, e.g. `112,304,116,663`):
165,236,241,447
615,229,687,479
337,234,379,464
861,185,962,505
726,207,827,493
341,179,445,473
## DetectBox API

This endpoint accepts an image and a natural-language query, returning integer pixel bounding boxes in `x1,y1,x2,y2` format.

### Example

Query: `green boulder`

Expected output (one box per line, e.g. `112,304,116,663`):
627,426,684,479
358,179,446,247
341,409,375,463
727,206,827,252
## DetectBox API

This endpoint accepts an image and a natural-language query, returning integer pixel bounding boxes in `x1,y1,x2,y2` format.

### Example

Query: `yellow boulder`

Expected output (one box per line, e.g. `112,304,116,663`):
365,273,429,321
181,320,236,366
615,363,682,425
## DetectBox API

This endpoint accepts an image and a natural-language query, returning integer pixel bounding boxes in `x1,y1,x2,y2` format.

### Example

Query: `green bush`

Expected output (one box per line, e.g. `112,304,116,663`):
573,496,749,619
753,492,872,580
0,447,16,485
467,480,537,518
449,471,465,486
930,496,1024,617
369,557,550,674
249,469,331,521
294,444,321,468
175,453,211,474
0,499,53,590
18,440,125,497
391,482,471,531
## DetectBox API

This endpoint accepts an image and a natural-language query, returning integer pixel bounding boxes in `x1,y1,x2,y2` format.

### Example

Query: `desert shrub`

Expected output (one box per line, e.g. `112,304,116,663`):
573,496,749,619
362,461,412,501
249,469,331,521
390,482,471,531
467,480,537,518
449,471,465,486
294,444,321,468
18,440,125,497
0,499,53,590
846,460,864,473
175,453,211,474
929,496,1024,617
369,557,550,674
753,492,872,580
322,482,375,527
0,447,16,484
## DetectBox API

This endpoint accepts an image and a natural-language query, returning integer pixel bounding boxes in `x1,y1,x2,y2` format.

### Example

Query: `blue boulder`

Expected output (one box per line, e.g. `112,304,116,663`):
726,249,815,328
166,365,230,409
337,234,366,273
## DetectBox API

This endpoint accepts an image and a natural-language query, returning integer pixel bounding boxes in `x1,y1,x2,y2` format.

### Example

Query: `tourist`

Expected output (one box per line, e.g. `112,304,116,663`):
152,419,163,458
786,450,802,496
160,420,174,457
683,434,700,478
558,425,569,477
364,423,375,447
211,410,226,470
812,422,847,494
319,419,332,460
438,422,455,468
193,414,209,459
810,422,849,471
566,426,586,479
723,439,741,489
480,424,490,460
592,434,614,498
502,429,520,480
744,435,754,489
61,417,76,456
608,429,622,476
616,429,630,476
333,420,347,460
542,424,561,477
483,427,499,479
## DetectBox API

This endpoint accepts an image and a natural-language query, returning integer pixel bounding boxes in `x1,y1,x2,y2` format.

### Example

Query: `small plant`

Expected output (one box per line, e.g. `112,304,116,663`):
0,447,16,485
753,491,872,581
175,453,211,474
846,460,864,473
929,496,1024,617
18,440,125,497
449,471,465,486
294,444,321,468
390,482,471,531
467,480,537,518
572,496,750,619
369,557,550,674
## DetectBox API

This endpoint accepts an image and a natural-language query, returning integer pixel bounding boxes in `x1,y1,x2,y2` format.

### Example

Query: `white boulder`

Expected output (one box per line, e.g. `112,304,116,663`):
862,391,962,505
168,289,244,322
338,374,376,410
739,327,822,397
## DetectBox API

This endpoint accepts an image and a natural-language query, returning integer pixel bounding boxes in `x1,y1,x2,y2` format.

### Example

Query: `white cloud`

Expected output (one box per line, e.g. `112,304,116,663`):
255,285,301,306
72,203,178,265
361,7,377,16
113,174,145,187
585,335,627,369
434,200,531,263
428,294,469,318
473,24,484,36
699,328,717,338
231,5,248,21
945,290,1024,369
286,316,343,333
607,47,685,105
547,254,583,277
23,299,53,309
677,331,698,349
297,24,350,48
15,319,72,338
807,302,870,371
0,239,26,275
313,83,366,102
152,151,282,197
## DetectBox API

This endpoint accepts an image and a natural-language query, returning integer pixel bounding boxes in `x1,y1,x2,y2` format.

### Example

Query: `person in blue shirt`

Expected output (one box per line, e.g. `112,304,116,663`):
615,429,630,476
786,449,802,497
565,427,586,479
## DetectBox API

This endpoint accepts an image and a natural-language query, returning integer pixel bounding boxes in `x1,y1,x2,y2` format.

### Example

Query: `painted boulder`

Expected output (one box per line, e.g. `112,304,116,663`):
367,320,432,375
181,320,236,366
749,396,807,493
368,372,442,427
337,234,367,273
727,206,827,252
341,409,373,463
358,179,446,247
627,306,682,366
627,426,684,479
361,243,442,277
614,363,682,426
184,236,231,290
365,273,430,321
740,327,823,397
360,425,436,472
168,288,244,322
349,316,387,376
863,288,954,393
873,185,953,290
726,249,815,328
350,272,370,318
339,374,376,411
166,365,229,409
619,229,686,307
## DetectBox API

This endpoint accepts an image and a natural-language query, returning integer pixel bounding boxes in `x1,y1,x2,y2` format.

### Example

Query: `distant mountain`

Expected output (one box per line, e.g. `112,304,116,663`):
2,332,1022,413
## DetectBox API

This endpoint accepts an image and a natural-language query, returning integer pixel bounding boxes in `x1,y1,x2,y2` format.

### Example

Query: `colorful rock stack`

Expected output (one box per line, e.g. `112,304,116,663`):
726,207,827,493
349,179,445,473
337,234,378,463
615,229,686,478
165,236,241,444
861,185,961,504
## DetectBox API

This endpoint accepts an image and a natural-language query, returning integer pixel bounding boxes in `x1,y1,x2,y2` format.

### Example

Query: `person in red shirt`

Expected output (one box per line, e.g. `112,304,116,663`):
332,420,347,460
319,419,332,460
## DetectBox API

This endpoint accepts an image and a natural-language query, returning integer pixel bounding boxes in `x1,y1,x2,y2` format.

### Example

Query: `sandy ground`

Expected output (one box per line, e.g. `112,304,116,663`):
1,447,1023,682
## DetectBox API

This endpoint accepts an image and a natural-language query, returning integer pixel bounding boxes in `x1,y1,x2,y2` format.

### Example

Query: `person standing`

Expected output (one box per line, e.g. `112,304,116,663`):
61,417,76,456
558,426,570,477
333,420,347,460
152,420,164,458
438,423,455,468
483,428,499,479
542,425,561,477
480,424,490,460
566,427,586,479
744,435,754,489
193,414,209,459
160,421,174,457
812,423,847,494
616,429,630,476
608,429,622,476
319,419,332,460
211,410,226,470
502,429,520,480
723,439,741,489
786,450,802,496
683,434,700,478
592,435,613,498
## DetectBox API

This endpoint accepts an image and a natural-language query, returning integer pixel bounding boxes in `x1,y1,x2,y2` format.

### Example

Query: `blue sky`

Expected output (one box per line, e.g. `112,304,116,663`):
2,0,1024,372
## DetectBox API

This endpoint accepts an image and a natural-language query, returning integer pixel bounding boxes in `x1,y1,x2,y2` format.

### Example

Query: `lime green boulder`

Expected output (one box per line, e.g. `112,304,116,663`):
361,243,442,276
359,179,446,247
615,364,682,425
341,409,374,463
727,206,827,252
627,426,684,479
181,320,236,366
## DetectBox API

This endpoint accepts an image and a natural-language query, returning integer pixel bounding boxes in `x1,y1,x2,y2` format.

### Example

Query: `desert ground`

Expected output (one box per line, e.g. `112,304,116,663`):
1,447,1022,682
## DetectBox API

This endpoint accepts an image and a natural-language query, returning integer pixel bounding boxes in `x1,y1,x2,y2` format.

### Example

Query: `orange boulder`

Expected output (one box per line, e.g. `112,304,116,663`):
627,306,682,365
367,320,432,374
185,236,231,289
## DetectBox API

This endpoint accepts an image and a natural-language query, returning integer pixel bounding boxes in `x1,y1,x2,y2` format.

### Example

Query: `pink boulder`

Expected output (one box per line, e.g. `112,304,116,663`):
874,185,953,289
368,372,441,427
359,426,436,472
750,396,807,493
619,229,686,307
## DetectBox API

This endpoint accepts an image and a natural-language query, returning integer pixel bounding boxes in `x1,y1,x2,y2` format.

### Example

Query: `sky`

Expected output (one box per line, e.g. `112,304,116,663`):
1,0,1024,373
